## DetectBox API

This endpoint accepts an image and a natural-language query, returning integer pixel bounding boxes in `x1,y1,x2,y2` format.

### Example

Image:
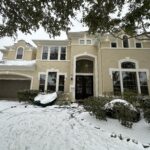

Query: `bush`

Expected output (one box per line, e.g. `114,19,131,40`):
105,100,140,128
144,110,150,123
17,89,39,103
82,97,109,120
55,92,71,106
121,91,138,106
140,97,150,124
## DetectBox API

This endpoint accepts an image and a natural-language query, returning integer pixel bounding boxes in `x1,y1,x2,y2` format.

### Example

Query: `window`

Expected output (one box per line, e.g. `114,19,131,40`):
111,60,149,95
112,71,121,95
87,40,92,45
42,46,66,60
50,47,58,60
122,72,138,93
123,35,129,48
121,62,136,69
58,75,65,91
111,42,117,48
136,43,142,48
76,59,93,73
42,46,48,60
60,47,66,60
80,40,85,45
39,74,46,92
16,47,23,59
139,72,149,95
47,72,57,92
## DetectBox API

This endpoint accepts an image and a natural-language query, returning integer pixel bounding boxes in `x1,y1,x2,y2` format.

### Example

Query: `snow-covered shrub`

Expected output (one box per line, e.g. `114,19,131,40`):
17,90,39,103
83,97,109,120
105,99,140,128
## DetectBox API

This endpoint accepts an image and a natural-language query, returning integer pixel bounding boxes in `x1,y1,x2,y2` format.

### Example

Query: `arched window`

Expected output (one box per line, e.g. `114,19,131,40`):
123,35,129,48
111,59,149,95
76,59,93,73
121,61,136,69
16,47,24,59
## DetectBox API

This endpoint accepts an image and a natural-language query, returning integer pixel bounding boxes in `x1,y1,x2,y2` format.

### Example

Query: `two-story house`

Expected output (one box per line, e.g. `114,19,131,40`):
0,31,150,100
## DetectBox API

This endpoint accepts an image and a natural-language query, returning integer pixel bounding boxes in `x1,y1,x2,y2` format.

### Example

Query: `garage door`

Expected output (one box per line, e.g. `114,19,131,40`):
0,80,31,99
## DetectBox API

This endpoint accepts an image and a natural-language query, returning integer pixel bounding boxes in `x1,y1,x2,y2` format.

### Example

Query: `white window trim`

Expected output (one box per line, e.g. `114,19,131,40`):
41,46,49,60
110,41,118,48
122,35,130,48
109,58,149,94
135,41,143,48
38,72,46,91
15,46,24,60
42,69,67,92
41,46,67,61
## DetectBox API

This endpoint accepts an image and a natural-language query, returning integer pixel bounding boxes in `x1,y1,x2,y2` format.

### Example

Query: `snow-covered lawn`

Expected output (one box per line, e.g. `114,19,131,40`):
0,101,149,150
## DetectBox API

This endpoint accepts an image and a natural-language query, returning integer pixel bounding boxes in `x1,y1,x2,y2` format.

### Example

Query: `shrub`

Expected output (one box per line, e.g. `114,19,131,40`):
55,92,71,106
17,89,39,103
82,97,109,120
121,91,138,106
105,100,140,128
144,110,150,123
140,97,150,124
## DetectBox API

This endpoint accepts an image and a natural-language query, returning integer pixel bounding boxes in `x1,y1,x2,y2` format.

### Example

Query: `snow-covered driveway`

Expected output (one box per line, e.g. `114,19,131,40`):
0,101,149,150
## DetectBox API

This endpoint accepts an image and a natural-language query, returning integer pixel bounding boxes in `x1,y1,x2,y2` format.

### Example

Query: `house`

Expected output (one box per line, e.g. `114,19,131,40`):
0,31,150,100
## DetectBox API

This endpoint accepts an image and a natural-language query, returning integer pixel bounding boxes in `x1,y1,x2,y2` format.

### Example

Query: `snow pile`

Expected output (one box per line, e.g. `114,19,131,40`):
0,60,36,66
34,92,57,104
0,101,149,150
104,99,137,111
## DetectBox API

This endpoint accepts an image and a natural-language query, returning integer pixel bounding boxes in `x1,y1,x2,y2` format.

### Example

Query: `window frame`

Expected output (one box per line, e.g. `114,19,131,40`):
122,35,129,48
16,47,24,60
135,42,142,48
39,73,46,92
111,42,117,48
41,46,67,61
109,59,149,95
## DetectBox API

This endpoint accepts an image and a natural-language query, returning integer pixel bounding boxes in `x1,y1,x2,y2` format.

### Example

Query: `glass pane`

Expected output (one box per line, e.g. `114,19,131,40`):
47,72,57,92
80,40,85,45
111,42,117,48
42,46,48,60
39,74,46,92
16,47,23,59
60,47,66,60
123,35,129,48
112,71,121,95
87,40,92,45
139,72,149,95
121,62,136,69
122,72,138,93
76,59,93,73
136,43,142,48
50,47,58,60
59,75,65,91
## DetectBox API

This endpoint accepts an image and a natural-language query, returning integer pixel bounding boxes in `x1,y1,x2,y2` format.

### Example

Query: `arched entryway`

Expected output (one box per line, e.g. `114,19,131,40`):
75,57,94,99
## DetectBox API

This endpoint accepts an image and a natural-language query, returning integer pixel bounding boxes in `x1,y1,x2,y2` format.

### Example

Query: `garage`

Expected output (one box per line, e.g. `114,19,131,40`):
0,74,31,99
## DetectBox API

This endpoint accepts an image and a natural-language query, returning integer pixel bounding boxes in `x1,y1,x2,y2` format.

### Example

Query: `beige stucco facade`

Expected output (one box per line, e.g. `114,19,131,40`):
0,32,150,100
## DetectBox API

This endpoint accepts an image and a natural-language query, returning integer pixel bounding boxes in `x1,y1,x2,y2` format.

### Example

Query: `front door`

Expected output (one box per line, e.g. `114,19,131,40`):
75,75,93,100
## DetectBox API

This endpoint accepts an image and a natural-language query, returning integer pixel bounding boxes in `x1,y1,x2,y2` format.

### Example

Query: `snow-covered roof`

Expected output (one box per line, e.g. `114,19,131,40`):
0,60,36,71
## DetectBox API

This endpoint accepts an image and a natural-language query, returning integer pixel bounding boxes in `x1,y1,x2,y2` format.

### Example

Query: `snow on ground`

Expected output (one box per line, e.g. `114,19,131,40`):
0,100,149,150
